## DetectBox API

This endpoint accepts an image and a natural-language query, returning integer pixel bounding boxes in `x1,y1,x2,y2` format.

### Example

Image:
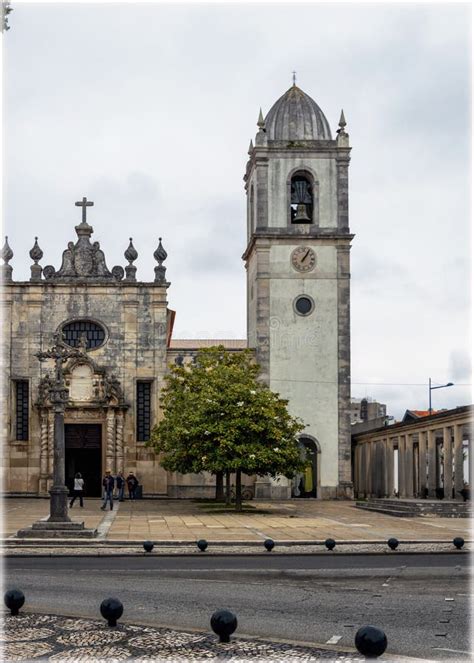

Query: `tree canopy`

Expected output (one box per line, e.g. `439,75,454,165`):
148,346,306,505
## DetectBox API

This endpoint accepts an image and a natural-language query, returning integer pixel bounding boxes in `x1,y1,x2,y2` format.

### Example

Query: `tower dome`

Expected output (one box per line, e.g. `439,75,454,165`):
264,85,332,141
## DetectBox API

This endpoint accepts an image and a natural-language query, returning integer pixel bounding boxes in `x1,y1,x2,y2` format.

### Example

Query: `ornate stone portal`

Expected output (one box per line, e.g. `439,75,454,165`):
36,352,128,496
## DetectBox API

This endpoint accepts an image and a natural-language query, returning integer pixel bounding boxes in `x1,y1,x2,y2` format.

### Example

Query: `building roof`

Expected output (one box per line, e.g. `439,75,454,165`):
264,85,332,141
352,405,473,440
168,339,247,350
402,409,444,423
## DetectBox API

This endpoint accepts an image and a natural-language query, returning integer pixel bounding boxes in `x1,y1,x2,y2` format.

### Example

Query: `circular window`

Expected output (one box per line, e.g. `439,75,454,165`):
294,295,314,316
61,320,106,350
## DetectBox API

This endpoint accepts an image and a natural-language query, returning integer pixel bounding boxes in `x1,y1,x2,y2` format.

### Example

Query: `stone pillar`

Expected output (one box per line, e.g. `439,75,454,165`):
397,436,405,497
405,434,414,498
418,431,427,496
356,442,365,497
115,410,124,474
39,411,49,495
47,410,55,481
454,424,465,497
427,429,437,497
443,426,453,499
367,442,374,496
386,438,394,497
106,409,116,474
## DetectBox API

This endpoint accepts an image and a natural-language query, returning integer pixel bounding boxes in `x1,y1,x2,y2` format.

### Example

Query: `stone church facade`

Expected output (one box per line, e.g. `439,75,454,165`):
1,83,353,499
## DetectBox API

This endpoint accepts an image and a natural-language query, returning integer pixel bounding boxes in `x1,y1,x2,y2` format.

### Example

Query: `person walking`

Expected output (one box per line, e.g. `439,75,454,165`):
101,470,115,511
69,472,85,508
116,471,125,502
126,472,138,500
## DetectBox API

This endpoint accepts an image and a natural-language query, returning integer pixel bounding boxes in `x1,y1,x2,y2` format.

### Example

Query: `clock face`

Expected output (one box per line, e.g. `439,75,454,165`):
291,246,316,273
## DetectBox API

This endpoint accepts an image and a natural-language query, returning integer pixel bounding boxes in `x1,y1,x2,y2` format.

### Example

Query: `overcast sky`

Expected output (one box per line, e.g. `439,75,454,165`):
3,2,472,419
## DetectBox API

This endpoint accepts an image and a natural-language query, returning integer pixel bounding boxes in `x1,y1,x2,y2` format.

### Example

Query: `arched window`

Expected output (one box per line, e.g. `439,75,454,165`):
290,172,314,224
61,320,106,350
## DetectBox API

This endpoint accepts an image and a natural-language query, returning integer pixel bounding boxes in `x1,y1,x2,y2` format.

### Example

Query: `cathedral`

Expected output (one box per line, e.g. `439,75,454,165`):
1,83,353,500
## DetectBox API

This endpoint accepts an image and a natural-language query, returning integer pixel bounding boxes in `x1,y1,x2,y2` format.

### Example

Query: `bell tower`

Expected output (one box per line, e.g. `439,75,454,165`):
243,83,353,499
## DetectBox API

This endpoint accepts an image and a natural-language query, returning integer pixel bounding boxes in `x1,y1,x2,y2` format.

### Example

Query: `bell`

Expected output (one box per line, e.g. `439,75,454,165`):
294,203,311,223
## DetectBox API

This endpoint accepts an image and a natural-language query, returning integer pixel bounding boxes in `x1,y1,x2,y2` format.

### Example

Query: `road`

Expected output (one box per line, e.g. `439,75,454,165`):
5,554,471,660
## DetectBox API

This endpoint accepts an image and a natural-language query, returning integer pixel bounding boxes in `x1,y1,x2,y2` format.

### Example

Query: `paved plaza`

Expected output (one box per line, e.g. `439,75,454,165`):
3,498,470,544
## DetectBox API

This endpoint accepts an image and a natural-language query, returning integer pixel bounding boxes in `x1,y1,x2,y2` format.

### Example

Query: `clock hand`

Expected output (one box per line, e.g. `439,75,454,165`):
302,249,310,262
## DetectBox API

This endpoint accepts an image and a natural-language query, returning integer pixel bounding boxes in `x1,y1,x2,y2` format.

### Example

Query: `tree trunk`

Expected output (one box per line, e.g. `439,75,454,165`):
215,471,224,501
225,470,231,505
235,469,242,511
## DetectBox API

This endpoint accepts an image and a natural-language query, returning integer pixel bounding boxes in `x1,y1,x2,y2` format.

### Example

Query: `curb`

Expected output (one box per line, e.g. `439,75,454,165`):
3,549,470,558
4,538,471,546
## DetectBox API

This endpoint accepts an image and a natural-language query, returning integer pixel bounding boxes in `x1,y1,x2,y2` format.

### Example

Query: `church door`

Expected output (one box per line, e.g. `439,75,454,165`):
65,424,102,497
292,438,318,498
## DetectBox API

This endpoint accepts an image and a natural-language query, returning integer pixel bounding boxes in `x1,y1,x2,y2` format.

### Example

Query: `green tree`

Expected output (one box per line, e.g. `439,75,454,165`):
148,346,306,510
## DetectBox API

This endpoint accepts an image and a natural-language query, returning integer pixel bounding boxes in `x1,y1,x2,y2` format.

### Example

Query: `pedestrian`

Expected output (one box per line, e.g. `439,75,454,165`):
69,472,85,508
101,470,115,510
126,472,138,500
116,470,125,502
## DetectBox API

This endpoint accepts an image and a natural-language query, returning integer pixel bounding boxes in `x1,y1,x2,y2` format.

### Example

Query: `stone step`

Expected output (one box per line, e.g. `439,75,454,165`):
356,500,471,518
355,504,417,518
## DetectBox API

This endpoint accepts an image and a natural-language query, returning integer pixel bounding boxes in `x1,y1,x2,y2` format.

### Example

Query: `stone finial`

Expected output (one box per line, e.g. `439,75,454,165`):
248,140,254,155
1,236,13,282
337,109,347,133
154,237,168,283
124,237,138,282
29,237,44,281
257,108,265,129
336,109,349,147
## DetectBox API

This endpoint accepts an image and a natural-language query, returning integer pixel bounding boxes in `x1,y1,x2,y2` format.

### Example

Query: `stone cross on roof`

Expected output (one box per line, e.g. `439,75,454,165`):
75,197,94,224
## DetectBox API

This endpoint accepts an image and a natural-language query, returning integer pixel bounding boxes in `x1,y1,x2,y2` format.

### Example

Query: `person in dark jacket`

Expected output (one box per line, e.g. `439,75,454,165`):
101,470,115,510
126,472,138,500
116,471,125,502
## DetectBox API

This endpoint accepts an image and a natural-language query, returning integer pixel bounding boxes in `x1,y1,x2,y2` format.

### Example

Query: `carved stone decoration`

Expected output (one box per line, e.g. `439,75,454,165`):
29,237,44,282
153,237,168,283
43,200,116,281
39,412,49,494
115,411,124,474
1,236,13,282
106,410,116,474
111,266,124,281
36,373,56,407
124,238,138,282
103,373,124,405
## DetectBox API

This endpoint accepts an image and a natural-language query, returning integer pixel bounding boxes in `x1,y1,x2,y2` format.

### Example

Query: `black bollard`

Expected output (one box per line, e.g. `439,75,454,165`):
210,609,238,643
4,589,25,616
143,540,154,553
264,539,275,552
100,598,124,627
453,537,465,550
387,538,399,551
197,539,208,552
355,625,388,658
325,538,336,551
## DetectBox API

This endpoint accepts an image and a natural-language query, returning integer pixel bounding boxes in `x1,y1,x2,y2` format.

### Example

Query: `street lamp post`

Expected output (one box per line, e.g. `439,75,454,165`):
428,378,454,415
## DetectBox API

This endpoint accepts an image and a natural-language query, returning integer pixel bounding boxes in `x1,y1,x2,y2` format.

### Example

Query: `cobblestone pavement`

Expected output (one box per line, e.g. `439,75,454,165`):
1,612,368,661
4,498,470,544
